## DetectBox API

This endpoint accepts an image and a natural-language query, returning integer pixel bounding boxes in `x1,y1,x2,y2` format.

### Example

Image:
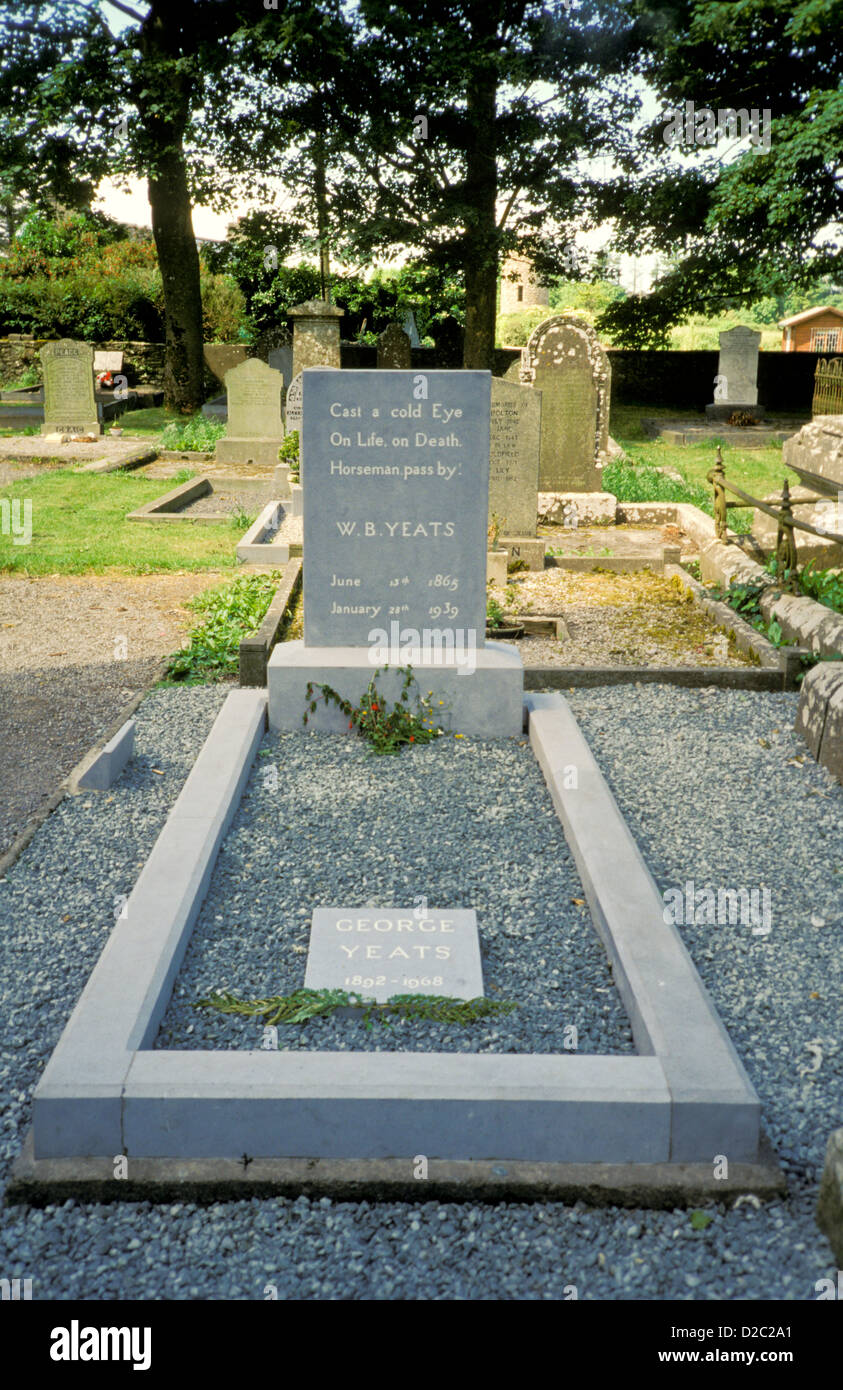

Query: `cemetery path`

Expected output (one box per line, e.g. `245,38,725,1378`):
0,570,228,860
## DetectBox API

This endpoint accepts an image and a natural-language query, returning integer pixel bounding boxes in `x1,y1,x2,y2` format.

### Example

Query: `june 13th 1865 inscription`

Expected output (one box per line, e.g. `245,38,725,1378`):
302,369,491,647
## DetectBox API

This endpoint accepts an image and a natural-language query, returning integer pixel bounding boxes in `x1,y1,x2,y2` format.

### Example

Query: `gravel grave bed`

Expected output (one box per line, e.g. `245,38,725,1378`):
156,731,634,1055
0,684,838,1300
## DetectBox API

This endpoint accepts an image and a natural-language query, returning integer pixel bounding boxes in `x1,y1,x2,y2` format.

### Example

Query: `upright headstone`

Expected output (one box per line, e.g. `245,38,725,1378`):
521,315,610,492
40,339,100,437
706,325,762,420
215,357,284,468
377,323,412,370
289,299,344,380
267,368,524,737
268,345,293,389
284,373,302,432
489,378,541,538
402,309,422,348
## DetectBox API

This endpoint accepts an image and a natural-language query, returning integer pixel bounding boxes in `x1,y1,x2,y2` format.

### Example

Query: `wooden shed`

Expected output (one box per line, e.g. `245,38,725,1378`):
779,305,843,353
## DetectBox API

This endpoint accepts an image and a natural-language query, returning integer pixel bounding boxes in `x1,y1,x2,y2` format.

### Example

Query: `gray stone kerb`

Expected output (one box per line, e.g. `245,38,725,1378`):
31,689,762,1166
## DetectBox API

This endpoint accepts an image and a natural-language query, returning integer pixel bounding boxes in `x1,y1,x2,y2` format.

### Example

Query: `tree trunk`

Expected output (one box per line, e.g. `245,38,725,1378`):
137,4,205,414
462,55,499,370
147,154,204,414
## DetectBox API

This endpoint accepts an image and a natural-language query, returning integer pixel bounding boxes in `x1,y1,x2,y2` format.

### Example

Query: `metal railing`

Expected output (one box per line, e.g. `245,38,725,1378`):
706,446,843,590
813,357,843,417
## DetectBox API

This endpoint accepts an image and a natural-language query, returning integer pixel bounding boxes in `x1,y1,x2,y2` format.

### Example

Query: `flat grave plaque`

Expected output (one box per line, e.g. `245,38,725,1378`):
305,907,484,1003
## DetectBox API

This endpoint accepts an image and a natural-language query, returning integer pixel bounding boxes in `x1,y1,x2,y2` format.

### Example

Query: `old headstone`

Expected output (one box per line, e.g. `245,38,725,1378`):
305,907,483,1003
706,325,762,421
40,339,100,437
215,357,284,468
402,309,422,349
267,367,524,737
268,344,293,391
203,343,248,385
377,323,412,370
521,315,610,492
93,349,124,375
489,378,541,539
289,299,344,379
283,366,339,435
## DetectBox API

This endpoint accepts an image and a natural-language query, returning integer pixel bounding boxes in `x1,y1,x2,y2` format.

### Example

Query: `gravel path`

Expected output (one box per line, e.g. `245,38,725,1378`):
156,733,634,1055
0,572,227,858
0,685,838,1300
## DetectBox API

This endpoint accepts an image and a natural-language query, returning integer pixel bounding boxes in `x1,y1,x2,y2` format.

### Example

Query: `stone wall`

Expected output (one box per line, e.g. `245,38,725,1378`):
0,336,166,386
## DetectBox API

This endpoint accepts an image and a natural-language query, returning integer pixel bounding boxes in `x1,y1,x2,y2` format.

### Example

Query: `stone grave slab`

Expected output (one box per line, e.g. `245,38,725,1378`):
490,377,541,538
521,315,609,491
706,325,762,420
301,368,490,647
305,908,483,1003
215,357,284,469
93,350,123,374
289,299,344,379
40,339,100,437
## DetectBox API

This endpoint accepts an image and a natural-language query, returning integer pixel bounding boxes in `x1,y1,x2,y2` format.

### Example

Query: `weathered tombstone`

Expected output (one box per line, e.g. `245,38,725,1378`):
288,299,344,379
377,322,412,370
267,367,523,737
489,378,541,539
305,908,483,1003
268,344,293,388
215,357,284,468
203,343,248,385
520,315,610,492
706,325,762,421
402,309,422,349
283,366,339,434
40,339,100,437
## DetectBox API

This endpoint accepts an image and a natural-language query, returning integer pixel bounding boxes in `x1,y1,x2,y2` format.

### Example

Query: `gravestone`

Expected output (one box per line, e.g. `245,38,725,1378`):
268,345,293,393
284,373,302,432
521,315,610,491
289,299,344,379
377,323,412,370
40,339,100,437
305,908,483,1003
489,378,541,539
402,309,422,349
215,357,284,468
267,367,524,737
93,350,123,375
706,325,762,421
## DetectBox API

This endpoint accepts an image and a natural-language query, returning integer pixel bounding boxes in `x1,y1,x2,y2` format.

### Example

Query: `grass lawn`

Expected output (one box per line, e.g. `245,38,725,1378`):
0,470,242,576
119,405,170,435
608,403,801,532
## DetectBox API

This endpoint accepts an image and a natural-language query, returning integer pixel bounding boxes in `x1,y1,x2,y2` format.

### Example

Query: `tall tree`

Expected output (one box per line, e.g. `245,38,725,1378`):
255,0,652,368
597,0,843,345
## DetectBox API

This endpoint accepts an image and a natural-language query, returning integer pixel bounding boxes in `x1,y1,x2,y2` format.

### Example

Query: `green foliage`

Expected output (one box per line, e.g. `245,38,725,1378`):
706,578,793,648
799,560,843,617
279,429,300,481
0,211,245,342
690,1210,714,1232
486,594,506,628
602,460,713,514
303,664,447,754
160,414,226,452
195,986,518,1028
165,572,282,683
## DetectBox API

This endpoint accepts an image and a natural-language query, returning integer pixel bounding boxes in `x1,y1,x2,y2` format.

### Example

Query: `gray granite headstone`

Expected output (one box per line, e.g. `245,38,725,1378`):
490,378,541,537
377,323,412,369
215,356,284,468
521,315,610,491
268,345,293,387
40,339,100,436
302,368,490,647
715,325,761,405
305,908,483,1002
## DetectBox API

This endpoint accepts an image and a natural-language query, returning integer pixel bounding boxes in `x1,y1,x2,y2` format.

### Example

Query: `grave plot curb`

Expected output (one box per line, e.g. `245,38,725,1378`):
239,559,303,686
666,564,807,685
0,659,168,881
522,666,787,692
14,689,782,1199
75,445,158,475
126,475,225,522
